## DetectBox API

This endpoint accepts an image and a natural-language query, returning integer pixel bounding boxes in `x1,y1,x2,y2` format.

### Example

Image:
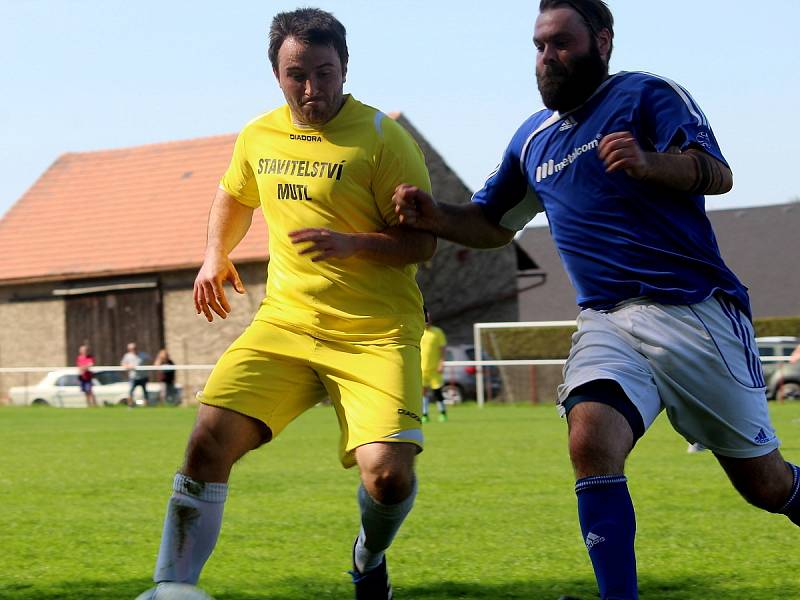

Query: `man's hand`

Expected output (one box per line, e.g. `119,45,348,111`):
394,183,515,249
193,252,246,322
289,228,358,262
598,131,649,180
393,184,441,230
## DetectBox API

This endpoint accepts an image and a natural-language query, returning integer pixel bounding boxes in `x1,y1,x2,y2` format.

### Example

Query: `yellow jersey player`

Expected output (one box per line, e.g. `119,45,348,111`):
141,8,434,600
420,307,448,423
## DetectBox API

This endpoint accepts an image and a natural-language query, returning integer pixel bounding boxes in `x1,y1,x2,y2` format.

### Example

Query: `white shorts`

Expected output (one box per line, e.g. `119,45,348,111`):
557,295,779,458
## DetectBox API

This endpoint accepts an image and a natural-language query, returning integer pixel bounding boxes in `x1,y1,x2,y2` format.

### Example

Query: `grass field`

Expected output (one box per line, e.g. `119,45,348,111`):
0,402,798,599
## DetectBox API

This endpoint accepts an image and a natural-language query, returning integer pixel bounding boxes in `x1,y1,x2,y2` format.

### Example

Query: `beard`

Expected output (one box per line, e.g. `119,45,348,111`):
536,41,607,112
296,93,341,126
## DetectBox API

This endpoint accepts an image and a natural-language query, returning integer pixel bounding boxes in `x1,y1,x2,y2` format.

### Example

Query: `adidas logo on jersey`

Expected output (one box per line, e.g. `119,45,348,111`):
559,117,578,131
754,428,773,445
584,532,606,550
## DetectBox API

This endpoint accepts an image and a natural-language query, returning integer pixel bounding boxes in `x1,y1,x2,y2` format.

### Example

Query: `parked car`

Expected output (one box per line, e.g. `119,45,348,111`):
8,368,181,407
440,344,503,404
756,336,800,400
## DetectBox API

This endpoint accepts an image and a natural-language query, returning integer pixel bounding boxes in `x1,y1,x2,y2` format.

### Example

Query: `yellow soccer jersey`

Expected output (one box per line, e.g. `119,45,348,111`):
220,95,432,345
420,325,447,375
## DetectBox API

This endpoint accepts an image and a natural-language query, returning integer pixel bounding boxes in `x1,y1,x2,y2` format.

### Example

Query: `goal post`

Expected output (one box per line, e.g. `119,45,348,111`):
472,320,577,407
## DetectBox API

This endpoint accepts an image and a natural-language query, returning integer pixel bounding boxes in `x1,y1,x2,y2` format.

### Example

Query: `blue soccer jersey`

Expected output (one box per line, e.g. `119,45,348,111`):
473,71,750,315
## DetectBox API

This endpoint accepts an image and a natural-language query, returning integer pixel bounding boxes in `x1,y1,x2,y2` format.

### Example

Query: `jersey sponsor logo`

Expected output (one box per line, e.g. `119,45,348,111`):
289,133,323,142
535,135,600,182
258,158,345,180
584,531,606,550
397,407,422,424
558,116,578,131
277,183,313,201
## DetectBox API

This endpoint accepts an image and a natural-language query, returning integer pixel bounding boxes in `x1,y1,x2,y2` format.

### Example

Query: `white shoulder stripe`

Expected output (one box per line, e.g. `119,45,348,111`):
373,111,385,136
637,71,708,127
516,73,624,173
519,112,562,173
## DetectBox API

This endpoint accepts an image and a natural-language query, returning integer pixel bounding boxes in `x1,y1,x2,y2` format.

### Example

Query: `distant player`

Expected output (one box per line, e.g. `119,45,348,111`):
141,8,434,600
393,1,800,598
420,307,448,423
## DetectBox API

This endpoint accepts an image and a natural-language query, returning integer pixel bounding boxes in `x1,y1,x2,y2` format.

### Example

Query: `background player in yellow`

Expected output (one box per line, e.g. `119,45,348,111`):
420,307,448,423
140,8,434,600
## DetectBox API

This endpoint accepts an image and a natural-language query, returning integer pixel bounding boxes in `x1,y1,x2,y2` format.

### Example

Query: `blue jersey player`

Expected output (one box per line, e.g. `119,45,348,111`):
393,1,799,598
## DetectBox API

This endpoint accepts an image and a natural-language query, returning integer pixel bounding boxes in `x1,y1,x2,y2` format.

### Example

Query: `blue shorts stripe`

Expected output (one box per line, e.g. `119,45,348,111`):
725,297,761,386
716,296,761,387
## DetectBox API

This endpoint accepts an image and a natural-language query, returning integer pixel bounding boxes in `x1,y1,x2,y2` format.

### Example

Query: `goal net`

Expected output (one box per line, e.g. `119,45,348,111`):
467,320,577,406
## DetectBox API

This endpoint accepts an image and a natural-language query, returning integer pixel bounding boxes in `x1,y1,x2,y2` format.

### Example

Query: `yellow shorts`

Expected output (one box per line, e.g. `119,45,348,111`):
199,319,424,468
422,370,444,390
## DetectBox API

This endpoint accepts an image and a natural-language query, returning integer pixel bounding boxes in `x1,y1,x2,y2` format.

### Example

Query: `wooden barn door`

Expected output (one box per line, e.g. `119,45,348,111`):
65,288,163,366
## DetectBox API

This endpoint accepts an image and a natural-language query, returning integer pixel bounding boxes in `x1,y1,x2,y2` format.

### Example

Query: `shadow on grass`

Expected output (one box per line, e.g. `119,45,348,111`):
1,575,797,599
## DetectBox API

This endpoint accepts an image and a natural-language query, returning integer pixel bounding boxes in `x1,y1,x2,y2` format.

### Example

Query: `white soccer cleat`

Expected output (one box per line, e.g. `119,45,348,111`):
135,582,215,600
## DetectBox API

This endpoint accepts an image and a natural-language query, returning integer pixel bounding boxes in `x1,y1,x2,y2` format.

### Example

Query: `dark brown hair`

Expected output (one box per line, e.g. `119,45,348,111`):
268,8,348,72
539,0,614,59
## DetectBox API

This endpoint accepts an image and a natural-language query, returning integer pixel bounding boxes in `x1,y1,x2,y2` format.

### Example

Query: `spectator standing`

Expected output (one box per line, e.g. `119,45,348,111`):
154,349,178,406
76,344,97,408
790,344,800,365
121,342,149,407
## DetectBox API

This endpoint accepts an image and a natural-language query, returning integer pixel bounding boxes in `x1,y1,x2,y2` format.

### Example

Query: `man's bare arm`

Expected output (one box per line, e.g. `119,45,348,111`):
392,185,516,249
288,225,436,266
598,132,733,195
193,188,256,321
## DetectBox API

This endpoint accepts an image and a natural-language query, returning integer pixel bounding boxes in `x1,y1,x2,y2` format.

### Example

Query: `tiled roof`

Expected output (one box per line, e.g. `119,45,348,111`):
0,134,268,284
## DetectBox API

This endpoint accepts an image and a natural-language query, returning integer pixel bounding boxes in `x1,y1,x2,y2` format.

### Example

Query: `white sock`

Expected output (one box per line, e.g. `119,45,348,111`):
354,477,417,573
153,473,227,584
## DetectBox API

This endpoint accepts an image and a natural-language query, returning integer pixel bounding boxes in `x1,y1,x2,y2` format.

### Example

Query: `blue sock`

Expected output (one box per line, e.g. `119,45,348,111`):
780,462,800,526
576,475,638,600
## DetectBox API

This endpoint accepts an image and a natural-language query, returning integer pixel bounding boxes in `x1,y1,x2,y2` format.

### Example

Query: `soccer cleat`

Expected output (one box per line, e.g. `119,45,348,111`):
421,415,430,423
687,442,707,453
350,541,393,600
438,413,448,422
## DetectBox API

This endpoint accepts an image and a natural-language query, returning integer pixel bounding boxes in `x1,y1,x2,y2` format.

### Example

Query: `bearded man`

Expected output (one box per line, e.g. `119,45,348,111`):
393,1,800,598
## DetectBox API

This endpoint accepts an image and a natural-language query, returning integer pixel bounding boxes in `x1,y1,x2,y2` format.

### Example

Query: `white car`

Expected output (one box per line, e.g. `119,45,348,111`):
756,336,800,400
8,368,174,407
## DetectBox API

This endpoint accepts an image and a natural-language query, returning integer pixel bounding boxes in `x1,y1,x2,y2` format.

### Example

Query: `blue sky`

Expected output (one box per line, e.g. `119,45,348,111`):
2,0,798,222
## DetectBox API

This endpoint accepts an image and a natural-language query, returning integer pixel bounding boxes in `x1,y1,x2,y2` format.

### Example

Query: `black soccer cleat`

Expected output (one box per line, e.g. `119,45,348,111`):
349,541,393,600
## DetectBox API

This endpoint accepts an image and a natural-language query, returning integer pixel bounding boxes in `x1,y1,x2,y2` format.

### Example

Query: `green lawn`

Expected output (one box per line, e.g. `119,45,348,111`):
0,402,798,599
